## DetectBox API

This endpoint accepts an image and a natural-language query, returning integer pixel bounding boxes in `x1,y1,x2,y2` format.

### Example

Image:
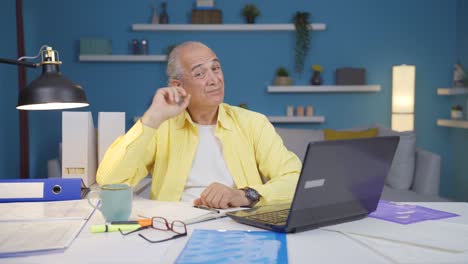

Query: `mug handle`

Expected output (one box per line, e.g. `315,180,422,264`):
87,190,101,211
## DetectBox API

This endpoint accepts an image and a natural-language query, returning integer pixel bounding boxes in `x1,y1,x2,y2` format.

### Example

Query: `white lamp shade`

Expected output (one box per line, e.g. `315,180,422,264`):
392,65,415,113
392,65,415,131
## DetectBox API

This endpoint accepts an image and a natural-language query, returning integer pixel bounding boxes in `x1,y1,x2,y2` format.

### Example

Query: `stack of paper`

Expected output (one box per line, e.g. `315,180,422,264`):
0,200,96,257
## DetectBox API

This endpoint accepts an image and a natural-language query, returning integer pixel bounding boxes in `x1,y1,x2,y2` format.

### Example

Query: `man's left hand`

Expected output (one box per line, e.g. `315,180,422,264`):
193,183,250,209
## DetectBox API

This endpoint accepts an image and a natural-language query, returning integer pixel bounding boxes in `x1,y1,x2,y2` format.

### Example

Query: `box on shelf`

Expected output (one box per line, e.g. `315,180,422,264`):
80,39,112,55
335,67,366,85
191,9,222,24
197,0,214,8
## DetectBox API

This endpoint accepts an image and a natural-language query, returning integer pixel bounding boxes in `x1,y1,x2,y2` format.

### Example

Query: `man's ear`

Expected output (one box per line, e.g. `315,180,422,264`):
169,79,183,87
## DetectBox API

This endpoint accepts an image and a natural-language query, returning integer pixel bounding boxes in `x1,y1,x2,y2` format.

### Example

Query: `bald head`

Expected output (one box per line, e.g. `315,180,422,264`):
166,41,213,83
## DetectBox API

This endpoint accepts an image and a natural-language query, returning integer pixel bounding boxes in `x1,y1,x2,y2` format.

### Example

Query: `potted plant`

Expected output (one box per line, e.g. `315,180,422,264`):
274,67,293,86
292,12,312,76
242,4,260,24
451,105,463,119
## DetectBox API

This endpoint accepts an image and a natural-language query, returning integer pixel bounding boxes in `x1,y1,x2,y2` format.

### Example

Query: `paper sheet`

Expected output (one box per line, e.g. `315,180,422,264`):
322,217,468,252
0,220,86,256
369,200,459,224
0,200,96,221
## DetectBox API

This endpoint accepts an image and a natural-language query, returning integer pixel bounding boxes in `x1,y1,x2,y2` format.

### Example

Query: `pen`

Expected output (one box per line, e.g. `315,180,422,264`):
110,219,152,226
193,205,220,213
90,224,141,233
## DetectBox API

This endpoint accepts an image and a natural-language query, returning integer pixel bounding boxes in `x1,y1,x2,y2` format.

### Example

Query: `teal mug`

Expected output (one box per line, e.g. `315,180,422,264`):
88,184,132,222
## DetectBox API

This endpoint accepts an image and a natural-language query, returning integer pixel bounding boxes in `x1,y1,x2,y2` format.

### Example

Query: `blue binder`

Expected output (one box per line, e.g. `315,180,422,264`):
0,178,88,203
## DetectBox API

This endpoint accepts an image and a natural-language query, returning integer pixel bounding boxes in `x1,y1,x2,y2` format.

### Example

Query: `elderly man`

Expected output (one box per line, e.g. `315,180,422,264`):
97,41,301,209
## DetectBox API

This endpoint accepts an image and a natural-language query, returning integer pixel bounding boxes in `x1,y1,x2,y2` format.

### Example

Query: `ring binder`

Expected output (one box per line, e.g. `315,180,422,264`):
0,178,88,203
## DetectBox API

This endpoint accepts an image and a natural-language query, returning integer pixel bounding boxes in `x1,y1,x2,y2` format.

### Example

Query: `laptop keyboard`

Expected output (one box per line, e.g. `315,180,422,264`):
246,209,289,224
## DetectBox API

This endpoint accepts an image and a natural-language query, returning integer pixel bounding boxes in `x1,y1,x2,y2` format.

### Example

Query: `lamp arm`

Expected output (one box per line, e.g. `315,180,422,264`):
0,57,40,68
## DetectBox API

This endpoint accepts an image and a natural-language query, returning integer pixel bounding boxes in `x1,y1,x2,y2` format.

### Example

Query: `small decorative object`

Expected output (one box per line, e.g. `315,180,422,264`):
293,11,312,75
273,67,293,86
197,0,215,9
335,67,366,85
306,106,314,116
151,6,159,24
242,4,260,24
296,106,304,116
451,105,463,119
132,39,139,55
310,64,323,85
239,103,248,109
159,2,169,24
141,39,148,55
80,39,112,55
453,63,467,87
286,105,294,116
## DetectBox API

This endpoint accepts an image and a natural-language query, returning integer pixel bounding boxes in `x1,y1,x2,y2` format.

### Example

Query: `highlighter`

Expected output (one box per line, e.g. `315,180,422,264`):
90,224,141,233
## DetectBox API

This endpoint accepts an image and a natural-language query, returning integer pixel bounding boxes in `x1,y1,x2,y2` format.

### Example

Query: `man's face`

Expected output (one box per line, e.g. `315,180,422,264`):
177,45,225,110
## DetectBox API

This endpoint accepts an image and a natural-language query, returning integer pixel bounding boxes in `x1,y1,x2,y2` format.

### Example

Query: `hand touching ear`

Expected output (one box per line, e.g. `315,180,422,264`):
141,86,191,128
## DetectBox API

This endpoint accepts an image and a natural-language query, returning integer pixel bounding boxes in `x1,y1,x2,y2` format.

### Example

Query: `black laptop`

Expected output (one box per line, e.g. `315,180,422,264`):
227,136,399,233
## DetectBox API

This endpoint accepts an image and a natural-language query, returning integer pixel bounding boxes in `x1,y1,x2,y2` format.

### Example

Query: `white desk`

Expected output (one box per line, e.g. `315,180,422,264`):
1,202,468,264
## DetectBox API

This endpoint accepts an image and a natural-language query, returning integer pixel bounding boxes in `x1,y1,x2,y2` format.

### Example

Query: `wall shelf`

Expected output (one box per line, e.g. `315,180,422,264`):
132,23,326,31
79,55,167,62
267,85,381,93
437,88,468,95
437,119,468,129
267,116,325,123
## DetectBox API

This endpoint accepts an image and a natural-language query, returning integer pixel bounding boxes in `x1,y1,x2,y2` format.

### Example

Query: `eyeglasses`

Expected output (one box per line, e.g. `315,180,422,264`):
119,217,187,243
190,60,222,80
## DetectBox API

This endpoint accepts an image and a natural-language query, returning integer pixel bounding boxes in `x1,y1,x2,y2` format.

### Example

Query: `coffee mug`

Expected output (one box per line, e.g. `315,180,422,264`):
87,184,133,222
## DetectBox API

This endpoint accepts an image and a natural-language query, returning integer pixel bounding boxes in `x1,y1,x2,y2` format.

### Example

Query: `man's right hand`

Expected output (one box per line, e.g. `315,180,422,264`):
141,86,191,129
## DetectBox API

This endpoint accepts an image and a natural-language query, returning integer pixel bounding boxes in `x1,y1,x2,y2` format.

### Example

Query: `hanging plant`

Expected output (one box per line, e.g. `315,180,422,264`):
293,12,312,75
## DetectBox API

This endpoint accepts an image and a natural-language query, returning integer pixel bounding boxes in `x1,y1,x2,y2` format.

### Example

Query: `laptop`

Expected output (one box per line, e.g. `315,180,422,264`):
227,136,399,233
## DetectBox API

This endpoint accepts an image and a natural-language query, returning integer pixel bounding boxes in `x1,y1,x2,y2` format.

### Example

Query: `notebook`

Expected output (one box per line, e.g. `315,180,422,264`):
227,137,399,233
132,200,246,225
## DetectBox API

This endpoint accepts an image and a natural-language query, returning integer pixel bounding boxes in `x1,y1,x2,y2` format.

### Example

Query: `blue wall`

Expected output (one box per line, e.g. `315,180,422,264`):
450,0,468,201
1,0,465,200
0,0,20,179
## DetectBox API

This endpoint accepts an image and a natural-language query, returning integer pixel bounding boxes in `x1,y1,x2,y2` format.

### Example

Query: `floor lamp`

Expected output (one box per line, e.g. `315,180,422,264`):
392,65,415,132
0,45,89,177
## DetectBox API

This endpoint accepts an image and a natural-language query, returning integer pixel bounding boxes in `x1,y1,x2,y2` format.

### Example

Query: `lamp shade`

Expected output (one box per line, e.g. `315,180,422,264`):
392,65,415,131
16,63,89,110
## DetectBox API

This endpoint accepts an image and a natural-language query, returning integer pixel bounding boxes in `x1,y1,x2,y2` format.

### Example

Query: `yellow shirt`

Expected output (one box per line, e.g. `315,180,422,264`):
96,103,301,205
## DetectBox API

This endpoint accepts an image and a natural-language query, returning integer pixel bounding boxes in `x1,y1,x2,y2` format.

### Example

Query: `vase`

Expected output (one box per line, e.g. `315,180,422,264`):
310,71,322,85
246,16,256,24
151,7,159,24
159,2,169,24
274,76,293,86
451,110,463,119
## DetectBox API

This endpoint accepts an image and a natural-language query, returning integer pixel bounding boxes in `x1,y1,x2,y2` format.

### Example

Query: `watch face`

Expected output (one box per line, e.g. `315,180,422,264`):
245,188,259,202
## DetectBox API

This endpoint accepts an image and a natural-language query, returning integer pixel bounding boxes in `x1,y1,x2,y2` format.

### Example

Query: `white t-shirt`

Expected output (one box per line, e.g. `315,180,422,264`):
181,124,235,203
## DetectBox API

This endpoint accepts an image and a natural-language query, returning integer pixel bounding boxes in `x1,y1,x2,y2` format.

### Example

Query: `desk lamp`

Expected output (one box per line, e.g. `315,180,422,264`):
0,45,89,110
1,45,89,179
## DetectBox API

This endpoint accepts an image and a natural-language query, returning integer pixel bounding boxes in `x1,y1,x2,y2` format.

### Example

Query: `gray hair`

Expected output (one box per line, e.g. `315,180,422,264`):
166,41,211,83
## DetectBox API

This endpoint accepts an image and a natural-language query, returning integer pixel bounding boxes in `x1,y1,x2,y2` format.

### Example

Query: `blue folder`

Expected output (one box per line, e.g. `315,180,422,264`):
175,229,288,264
0,178,87,203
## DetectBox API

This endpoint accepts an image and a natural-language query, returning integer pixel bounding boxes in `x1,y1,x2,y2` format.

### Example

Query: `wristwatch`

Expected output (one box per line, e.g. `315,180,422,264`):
241,187,260,207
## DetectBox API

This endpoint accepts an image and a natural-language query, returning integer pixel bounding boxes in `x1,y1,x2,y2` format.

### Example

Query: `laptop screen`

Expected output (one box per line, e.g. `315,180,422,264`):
287,137,399,227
